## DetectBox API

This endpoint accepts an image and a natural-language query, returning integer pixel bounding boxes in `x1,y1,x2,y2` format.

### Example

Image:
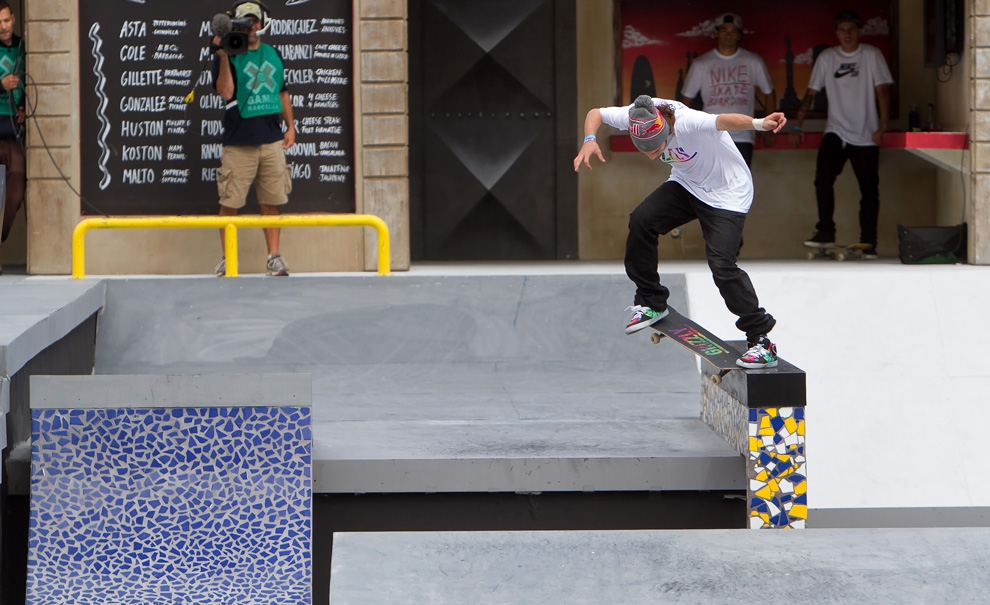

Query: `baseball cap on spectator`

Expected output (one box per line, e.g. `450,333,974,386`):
834,10,861,28
235,2,263,19
714,13,743,32
628,95,670,153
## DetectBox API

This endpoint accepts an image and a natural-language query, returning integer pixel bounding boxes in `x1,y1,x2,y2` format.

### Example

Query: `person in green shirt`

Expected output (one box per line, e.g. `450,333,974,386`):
0,0,24,274
211,1,296,277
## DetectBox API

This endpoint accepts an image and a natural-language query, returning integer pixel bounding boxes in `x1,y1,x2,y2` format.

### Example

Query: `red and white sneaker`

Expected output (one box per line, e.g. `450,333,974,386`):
737,336,778,369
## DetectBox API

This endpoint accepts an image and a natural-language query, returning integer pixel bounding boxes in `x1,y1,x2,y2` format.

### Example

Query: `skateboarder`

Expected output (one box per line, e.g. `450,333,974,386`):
573,95,780,368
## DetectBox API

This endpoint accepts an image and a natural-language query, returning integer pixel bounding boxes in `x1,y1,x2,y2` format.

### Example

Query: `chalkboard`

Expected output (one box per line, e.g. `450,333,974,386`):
79,0,355,215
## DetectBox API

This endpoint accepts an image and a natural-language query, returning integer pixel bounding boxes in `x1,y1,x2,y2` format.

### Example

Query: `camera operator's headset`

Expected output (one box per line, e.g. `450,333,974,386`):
230,0,272,35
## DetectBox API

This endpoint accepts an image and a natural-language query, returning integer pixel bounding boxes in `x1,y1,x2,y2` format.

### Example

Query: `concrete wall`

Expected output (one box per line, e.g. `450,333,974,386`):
23,0,410,275
575,0,963,261
17,1,983,271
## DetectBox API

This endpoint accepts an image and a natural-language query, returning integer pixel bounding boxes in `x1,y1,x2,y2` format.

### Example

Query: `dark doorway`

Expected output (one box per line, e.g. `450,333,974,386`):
409,0,577,260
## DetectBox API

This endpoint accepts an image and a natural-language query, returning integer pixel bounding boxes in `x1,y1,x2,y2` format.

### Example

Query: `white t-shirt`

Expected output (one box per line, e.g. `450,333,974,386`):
600,98,753,213
808,43,894,146
680,48,775,145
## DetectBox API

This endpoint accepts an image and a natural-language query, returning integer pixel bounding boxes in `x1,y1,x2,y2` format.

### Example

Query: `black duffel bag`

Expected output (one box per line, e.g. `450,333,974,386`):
897,223,967,264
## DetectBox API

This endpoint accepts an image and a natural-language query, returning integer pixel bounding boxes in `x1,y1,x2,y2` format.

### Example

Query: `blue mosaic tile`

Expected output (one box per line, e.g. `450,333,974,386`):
27,407,311,604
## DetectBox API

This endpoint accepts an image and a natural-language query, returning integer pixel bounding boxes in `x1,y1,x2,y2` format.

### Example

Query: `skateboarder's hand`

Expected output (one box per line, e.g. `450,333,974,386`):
573,139,605,172
762,112,787,134
788,128,805,148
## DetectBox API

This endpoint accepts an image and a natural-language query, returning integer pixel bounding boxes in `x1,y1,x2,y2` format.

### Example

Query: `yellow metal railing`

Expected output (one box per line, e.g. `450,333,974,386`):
72,214,391,278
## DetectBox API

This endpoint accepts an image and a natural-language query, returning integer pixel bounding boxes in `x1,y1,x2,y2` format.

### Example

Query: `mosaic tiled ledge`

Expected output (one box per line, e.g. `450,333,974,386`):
27,406,312,605
702,378,807,529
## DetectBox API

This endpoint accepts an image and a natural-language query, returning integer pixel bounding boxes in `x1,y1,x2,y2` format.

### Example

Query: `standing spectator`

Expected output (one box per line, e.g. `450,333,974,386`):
789,10,893,259
679,13,776,167
574,95,784,369
0,0,24,275
212,1,295,276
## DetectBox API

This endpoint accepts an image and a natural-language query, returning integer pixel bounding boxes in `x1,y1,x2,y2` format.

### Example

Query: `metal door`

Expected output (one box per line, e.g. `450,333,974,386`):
410,0,575,260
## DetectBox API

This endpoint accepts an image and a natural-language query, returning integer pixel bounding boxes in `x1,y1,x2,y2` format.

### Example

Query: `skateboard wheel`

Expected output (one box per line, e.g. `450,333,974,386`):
806,252,815,260
650,333,662,344
711,374,722,385
836,253,846,261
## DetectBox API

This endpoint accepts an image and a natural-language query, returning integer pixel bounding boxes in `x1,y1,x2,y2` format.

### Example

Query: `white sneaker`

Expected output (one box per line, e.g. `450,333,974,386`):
624,305,669,334
736,336,778,369
266,254,289,276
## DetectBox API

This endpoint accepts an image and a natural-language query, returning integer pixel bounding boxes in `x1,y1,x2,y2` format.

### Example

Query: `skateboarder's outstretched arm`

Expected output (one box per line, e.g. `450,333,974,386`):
716,112,787,134
574,108,606,172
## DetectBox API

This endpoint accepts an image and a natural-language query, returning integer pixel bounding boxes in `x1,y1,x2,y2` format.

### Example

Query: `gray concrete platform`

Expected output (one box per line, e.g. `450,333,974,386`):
330,527,990,604
92,274,733,494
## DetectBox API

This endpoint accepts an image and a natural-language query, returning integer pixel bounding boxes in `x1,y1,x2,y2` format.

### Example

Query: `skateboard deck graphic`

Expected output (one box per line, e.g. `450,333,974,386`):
804,242,871,261
648,306,740,383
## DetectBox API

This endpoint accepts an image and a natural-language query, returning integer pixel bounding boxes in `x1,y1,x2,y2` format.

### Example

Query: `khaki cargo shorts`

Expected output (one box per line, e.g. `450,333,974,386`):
217,140,293,209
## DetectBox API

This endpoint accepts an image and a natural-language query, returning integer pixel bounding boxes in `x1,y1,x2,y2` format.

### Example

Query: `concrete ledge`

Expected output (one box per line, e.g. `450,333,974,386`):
30,373,313,408
811,506,990,528
706,341,806,408
0,280,105,377
314,419,745,493
331,527,990,603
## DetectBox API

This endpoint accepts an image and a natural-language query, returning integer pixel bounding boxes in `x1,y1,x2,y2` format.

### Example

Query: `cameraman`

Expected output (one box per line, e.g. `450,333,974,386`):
0,0,24,275
211,1,295,277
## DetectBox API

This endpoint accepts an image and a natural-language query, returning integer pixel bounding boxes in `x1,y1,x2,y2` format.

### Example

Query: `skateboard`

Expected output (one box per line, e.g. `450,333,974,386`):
647,306,740,384
805,242,871,261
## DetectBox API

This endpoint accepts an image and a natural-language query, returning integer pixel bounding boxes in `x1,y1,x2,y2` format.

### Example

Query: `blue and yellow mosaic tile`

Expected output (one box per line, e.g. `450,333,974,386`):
27,407,312,604
748,407,806,529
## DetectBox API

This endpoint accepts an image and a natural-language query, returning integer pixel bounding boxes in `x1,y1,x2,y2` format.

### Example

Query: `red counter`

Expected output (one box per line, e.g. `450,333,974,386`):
609,131,969,153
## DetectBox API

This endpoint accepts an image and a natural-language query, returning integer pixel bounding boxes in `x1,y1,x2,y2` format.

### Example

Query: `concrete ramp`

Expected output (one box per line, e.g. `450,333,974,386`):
94,275,743,494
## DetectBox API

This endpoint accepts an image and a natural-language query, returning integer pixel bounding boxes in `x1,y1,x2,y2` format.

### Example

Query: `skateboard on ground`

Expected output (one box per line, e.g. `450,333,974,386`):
647,306,740,384
804,242,871,261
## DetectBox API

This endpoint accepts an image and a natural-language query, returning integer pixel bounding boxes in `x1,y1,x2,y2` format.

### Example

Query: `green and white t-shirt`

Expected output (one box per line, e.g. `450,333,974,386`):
230,44,285,119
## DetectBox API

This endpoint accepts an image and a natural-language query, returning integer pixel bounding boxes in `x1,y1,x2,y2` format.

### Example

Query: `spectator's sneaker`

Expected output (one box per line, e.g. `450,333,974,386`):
861,245,878,260
803,231,835,248
737,335,778,369
214,257,226,277
266,254,289,276
624,305,669,335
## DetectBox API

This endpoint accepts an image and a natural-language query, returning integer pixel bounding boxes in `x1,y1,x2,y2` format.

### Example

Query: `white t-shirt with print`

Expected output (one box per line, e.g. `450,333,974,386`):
599,98,753,213
808,43,893,146
680,48,775,145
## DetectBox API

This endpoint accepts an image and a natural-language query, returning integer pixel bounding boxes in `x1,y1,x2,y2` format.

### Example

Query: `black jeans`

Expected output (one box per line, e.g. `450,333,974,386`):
624,180,776,341
734,142,753,167
814,132,880,247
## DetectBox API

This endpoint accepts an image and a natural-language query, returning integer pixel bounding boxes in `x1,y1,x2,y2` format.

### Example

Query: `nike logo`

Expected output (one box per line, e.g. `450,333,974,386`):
834,62,859,78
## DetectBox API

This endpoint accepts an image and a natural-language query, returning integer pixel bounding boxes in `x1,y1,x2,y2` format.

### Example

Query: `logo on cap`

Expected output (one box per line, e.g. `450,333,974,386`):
630,115,665,139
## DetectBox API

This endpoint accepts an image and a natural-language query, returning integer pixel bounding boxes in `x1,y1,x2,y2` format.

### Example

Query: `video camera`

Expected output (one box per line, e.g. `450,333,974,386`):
210,1,271,56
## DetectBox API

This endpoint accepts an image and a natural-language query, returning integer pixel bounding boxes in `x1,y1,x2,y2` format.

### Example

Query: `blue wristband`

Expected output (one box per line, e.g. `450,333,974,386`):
583,135,597,144
791,126,802,132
